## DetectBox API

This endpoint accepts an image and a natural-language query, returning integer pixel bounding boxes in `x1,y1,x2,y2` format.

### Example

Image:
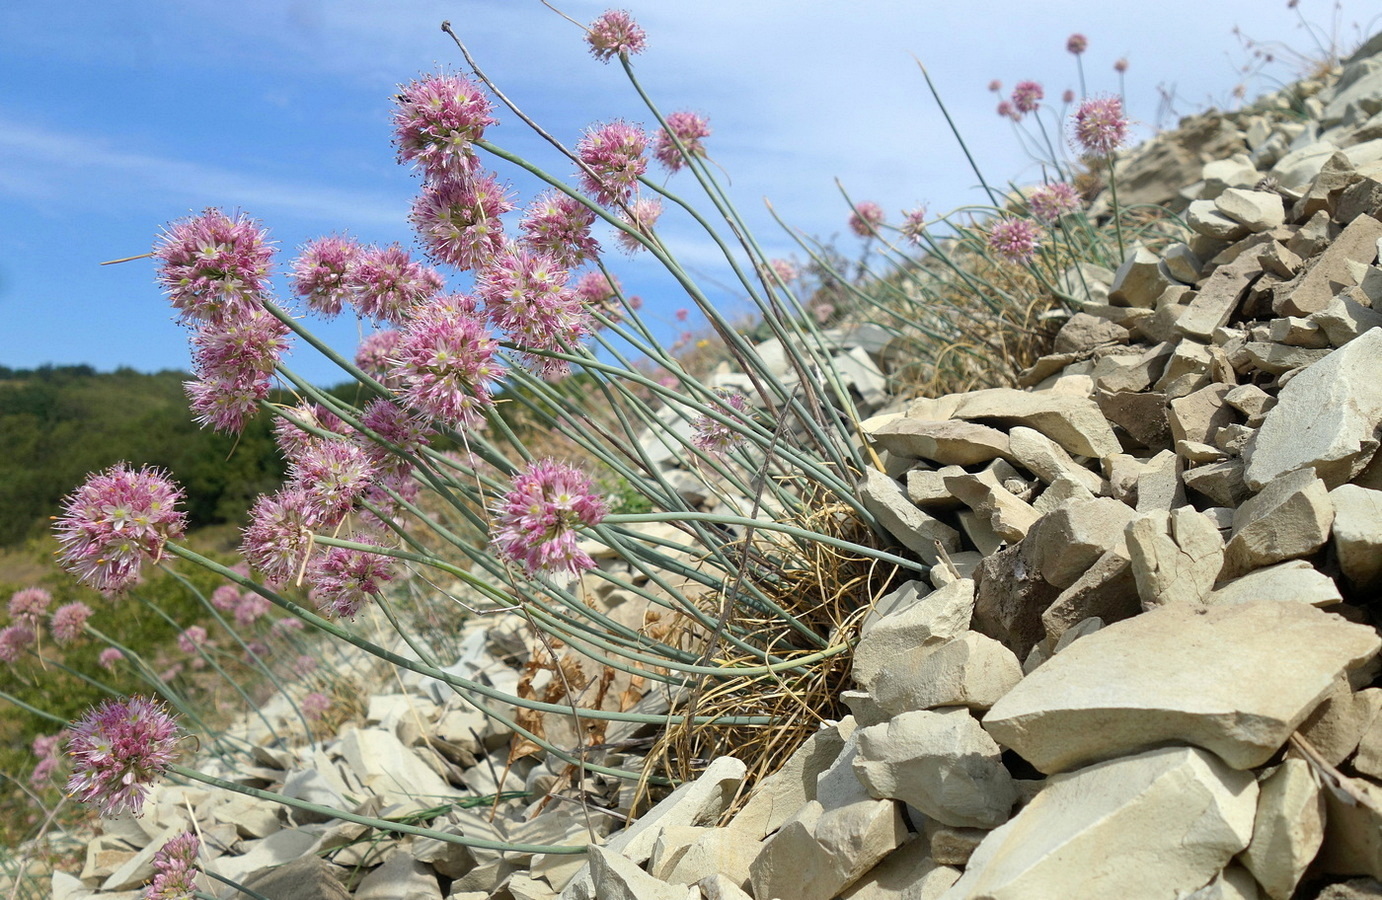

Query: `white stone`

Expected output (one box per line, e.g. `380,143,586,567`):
748,798,906,900
853,579,975,694
853,708,1016,829
982,600,1382,773
1028,498,1136,590
1207,559,1343,607
950,389,1120,459
868,631,1023,716
354,850,444,900
729,722,854,841
1331,484,1382,591
1241,759,1326,899
1215,188,1286,231
1126,507,1225,610
840,840,961,900
585,845,697,900
1244,328,1382,490
858,468,962,565
338,727,457,804
938,747,1258,900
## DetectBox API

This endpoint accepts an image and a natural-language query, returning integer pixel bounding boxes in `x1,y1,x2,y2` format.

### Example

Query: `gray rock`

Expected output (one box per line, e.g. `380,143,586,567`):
1053,313,1128,353
1027,498,1136,590
585,845,696,900
1240,758,1325,900
858,468,962,565
868,631,1023,716
939,747,1257,900
354,851,443,900
1126,507,1225,610
234,855,352,900
1331,484,1382,591
1207,559,1342,607
1108,247,1171,308
982,600,1381,773
949,389,1120,459
1188,199,1251,240
972,541,1061,660
729,722,853,841
1276,213,1382,317
1224,467,1334,577
853,708,1016,829
866,418,1011,466
748,798,906,900
853,578,975,693
1176,252,1264,341
1005,427,1103,494
840,839,961,899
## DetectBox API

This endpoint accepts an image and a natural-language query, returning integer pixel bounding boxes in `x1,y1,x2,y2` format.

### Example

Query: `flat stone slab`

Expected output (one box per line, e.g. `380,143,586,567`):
939,746,1256,900
982,600,1381,773
949,388,1120,459
865,417,1012,466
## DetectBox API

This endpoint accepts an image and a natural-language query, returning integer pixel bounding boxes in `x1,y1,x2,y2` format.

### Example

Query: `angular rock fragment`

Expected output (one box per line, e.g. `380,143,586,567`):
983,600,1381,773
1331,483,1382,591
1207,559,1342,608
748,798,905,900
949,389,1120,459
1275,213,1382,316
1126,507,1225,610
1240,758,1326,900
853,578,975,692
939,747,1257,900
866,417,1011,467
1224,467,1334,576
859,468,962,565
868,631,1023,716
1027,498,1136,590
972,541,1061,660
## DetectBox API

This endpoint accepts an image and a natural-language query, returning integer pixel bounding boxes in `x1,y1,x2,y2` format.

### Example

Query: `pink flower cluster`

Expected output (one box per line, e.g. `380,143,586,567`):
692,391,750,456
1027,182,1082,223
617,197,664,254
30,732,63,787
8,588,51,625
521,192,600,269
578,121,648,206
66,695,180,817
290,236,363,317
1067,33,1088,55
53,464,187,594
410,172,515,272
478,245,592,378
1011,81,1044,116
987,216,1043,265
490,459,607,586
0,624,33,663
1071,95,1129,157
654,111,711,172
900,207,929,245
849,202,885,238
574,270,638,327
309,536,395,619
145,830,199,900
186,307,290,433
585,10,647,62
154,209,274,323
392,72,496,182
390,301,505,431
51,601,93,645
302,691,332,720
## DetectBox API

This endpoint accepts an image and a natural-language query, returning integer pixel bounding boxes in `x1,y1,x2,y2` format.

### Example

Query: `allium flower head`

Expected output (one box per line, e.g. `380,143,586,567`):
586,10,647,62
154,209,274,323
520,192,600,268
577,121,648,206
145,830,200,900
233,592,270,628
478,244,591,377
288,439,377,525
272,403,348,462
308,537,395,620
490,459,607,586
349,244,444,324
770,259,799,283
392,73,496,182
99,647,125,670
241,488,316,587
1071,95,1129,157
51,602,93,645
290,236,364,317
1062,88,1076,105
849,202,885,238
0,624,34,663
54,465,187,594
987,216,1043,265
616,197,663,254
176,626,207,656
186,308,290,433
356,399,430,475
410,172,514,272
572,270,633,327
1067,33,1088,55
1011,81,1044,115
653,111,711,172
302,691,331,720
988,79,1002,93
1114,57,1129,73
997,100,1018,121
8,588,52,625
692,390,750,456
185,373,267,435
65,695,180,817
900,207,929,245
390,303,504,431
355,329,403,385
1027,182,1082,223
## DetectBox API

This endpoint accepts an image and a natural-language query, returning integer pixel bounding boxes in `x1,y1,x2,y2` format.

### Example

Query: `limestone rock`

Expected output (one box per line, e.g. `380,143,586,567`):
949,388,1120,459
1054,313,1128,353
354,851,443,900
1275,213,1382,316
1126,507,1225,610
650,826,756,889
585,845,696,900
982,600,1381,773
853,708,1016,829
866,417,1011,467
868,631,1023,716
853,578,975,692
840,840,961,900
1224,467,1334,576
233,855,351,900
859,468,962,565
1216,188,1286,231
1169,384,1238,447
1109,247,1171,308
1207,559,1342,608
943,470,1039,543
1040,544,1141,645
1027,498,1136,590
1005,427,1103,494
730,722,854,841
1176,252,1264,340
1331,484,1382,591
972,540,1061,660
748,798,905,900
1188,199,1251,240
939,747,1257,900
1240,758,1326,900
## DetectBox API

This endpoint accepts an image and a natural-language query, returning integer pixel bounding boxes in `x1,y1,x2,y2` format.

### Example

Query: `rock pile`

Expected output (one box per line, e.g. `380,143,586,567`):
41,28,1382,900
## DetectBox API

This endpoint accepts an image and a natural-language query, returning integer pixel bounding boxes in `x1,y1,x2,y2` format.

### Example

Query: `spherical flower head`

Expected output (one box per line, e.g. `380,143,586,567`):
478,244,591,378
616,197,663,254
302,691,331,720
50,602,93,645
1062,88,1076,105
99,647,125,670
1067,33,1088,55
1011,81,1044,115
675,308,689,322
293,654,318,677
1071,95,1129,157
392,72,496,182
33,733,62,759
1114,57,1129,73
900,207,929,245
410,172,513,272
186,308,290,434
692,391,750,456
154,209,274,323
288,438,377,525
577,121,648,207
988,79,1002,93
8,588,52,625
241,488,315,587
54,465,187,595
65,695,180,817
987,216,1043,265
145,830,200,900
307,537,395,620
176,626,207,656
849,202,885,238
31,754,59,788
654,111,711,172
356,399,430,476
770,258,799,283
184,374,266,435
272,403,348,462
355,329,403,386
1027,182,1082,223
519,192,600,269
233,592,270,628
586,10,647,62
390,303,505,431
997,100,1018,121
290,236,364,317
348,244,444,324
490,459,607,587
0,624,34,663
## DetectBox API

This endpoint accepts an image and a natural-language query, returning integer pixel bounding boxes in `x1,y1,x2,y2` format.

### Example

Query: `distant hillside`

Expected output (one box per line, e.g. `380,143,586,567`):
0,365,286,546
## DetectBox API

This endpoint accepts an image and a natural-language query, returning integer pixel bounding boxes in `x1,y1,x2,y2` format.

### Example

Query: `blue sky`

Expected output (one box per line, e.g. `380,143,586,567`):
0,1,1362,386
